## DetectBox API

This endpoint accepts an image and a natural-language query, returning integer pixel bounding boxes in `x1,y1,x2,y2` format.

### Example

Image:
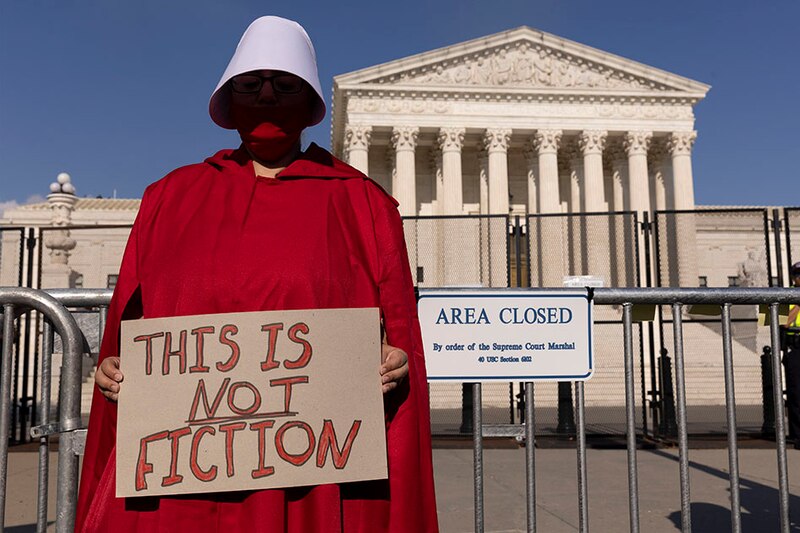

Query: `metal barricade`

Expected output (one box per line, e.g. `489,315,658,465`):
0,288,111,533
2,286,798,532
453,287,797,533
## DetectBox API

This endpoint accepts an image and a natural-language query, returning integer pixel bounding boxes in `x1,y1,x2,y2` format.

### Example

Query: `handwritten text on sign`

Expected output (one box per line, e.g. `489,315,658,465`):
419,290,593,382
116,308,387,497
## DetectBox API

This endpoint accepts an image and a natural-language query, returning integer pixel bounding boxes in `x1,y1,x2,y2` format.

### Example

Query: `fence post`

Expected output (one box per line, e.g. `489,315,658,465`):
658,348,678,438
557,382,576,434
761,345,776,438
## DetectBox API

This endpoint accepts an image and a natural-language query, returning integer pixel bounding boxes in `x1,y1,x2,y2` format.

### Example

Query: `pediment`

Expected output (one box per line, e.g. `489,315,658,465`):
335,27,709,97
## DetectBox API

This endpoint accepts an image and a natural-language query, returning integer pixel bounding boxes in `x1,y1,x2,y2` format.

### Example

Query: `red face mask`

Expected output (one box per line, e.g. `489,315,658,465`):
230,100,313,162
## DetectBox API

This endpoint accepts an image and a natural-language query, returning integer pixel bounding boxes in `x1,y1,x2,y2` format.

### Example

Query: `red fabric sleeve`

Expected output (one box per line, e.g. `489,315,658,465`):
365,183,439,533
75,190,147,531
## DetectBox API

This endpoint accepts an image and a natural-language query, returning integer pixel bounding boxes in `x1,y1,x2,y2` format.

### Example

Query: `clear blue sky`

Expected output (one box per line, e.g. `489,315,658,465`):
1,0,797,211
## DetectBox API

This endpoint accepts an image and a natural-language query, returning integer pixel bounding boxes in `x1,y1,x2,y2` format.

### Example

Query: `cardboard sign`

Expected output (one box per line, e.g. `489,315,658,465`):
116,308,387,498
419,290,593,382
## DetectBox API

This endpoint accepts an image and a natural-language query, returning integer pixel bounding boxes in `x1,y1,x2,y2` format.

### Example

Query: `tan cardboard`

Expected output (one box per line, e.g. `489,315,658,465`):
116,307,387,497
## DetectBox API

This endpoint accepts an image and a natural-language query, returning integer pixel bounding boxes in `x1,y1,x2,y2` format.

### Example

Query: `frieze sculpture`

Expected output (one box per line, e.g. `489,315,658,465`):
374,41,670,92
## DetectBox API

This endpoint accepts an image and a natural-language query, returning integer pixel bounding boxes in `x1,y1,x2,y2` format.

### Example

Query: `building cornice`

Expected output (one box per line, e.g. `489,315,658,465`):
337,84,705,104
334,26,710,94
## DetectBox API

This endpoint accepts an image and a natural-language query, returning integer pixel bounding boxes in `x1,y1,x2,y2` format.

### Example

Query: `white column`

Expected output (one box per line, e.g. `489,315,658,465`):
624,130,652,288
608,149,629,287
426,147,445,285
569,149,583,213
478,151,489,215
667,131,698,210
437,127,473,286
648,145,668,212
534,129,562,213
343,125,372,175
653,171,667,212
624,131,653,216
430,148,444,215
484,128,512,215
390,126,419,216
579,130,608,281
579,130,607,212
667,131,699,287
437,127,465,215
477,149,491,285
524,141,538,214
568,148,585,275
609,146,628,212
533,129,563,286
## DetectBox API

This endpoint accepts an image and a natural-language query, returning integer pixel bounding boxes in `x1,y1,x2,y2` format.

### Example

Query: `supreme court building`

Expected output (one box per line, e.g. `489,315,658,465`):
333,27,707,219
331,26,711,290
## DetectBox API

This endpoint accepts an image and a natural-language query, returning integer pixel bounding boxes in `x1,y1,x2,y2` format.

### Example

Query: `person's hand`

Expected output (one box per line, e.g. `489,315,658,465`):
381,343,408,394
96,356,124,402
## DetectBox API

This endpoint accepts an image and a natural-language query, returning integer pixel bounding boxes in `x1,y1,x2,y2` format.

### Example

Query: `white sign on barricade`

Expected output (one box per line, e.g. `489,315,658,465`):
418,289,593,382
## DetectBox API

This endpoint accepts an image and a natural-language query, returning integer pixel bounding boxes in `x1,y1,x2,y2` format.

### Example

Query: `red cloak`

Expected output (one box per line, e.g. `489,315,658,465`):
75,144,439,532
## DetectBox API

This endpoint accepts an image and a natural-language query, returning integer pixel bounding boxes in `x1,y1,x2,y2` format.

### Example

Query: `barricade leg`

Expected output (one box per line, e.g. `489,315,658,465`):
672,304,691,533
0,305,16,529
524,382,536,533
575,382,588,533
768,304,790,533
720,304,742,533
622,303,640,533
473,383,484,533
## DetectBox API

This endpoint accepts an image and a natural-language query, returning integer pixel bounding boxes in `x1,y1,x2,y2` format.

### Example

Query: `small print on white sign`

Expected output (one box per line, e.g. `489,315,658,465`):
418,290,593,382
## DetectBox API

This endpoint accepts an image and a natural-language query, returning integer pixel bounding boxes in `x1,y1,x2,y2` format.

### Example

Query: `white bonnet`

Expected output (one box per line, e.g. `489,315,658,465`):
209,16,326,129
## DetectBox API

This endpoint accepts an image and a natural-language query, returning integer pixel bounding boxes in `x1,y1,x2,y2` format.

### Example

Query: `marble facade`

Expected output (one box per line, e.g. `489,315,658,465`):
332,27,710,288
332,27,708,220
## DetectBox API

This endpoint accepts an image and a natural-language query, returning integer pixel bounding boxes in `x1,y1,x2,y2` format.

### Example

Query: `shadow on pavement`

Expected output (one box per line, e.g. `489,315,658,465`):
650,449,800,532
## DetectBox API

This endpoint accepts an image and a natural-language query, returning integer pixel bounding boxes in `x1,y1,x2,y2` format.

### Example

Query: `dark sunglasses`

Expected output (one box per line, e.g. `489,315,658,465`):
230,74,305,95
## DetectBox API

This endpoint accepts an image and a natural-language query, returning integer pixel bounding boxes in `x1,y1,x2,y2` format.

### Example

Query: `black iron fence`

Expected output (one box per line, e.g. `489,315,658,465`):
3,209,800,442
402,215,510,288
527,211,641,289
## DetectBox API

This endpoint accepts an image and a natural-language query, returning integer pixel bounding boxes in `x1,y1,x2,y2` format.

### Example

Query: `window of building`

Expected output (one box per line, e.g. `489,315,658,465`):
698,276,707,287
107,274,119,289
727,276,740,287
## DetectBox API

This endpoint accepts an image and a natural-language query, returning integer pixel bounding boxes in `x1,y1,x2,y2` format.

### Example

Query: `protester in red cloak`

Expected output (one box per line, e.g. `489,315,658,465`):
75,16,439,532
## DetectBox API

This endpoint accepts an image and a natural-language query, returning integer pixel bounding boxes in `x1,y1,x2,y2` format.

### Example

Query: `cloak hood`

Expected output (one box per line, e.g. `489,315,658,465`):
209,16,326,129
